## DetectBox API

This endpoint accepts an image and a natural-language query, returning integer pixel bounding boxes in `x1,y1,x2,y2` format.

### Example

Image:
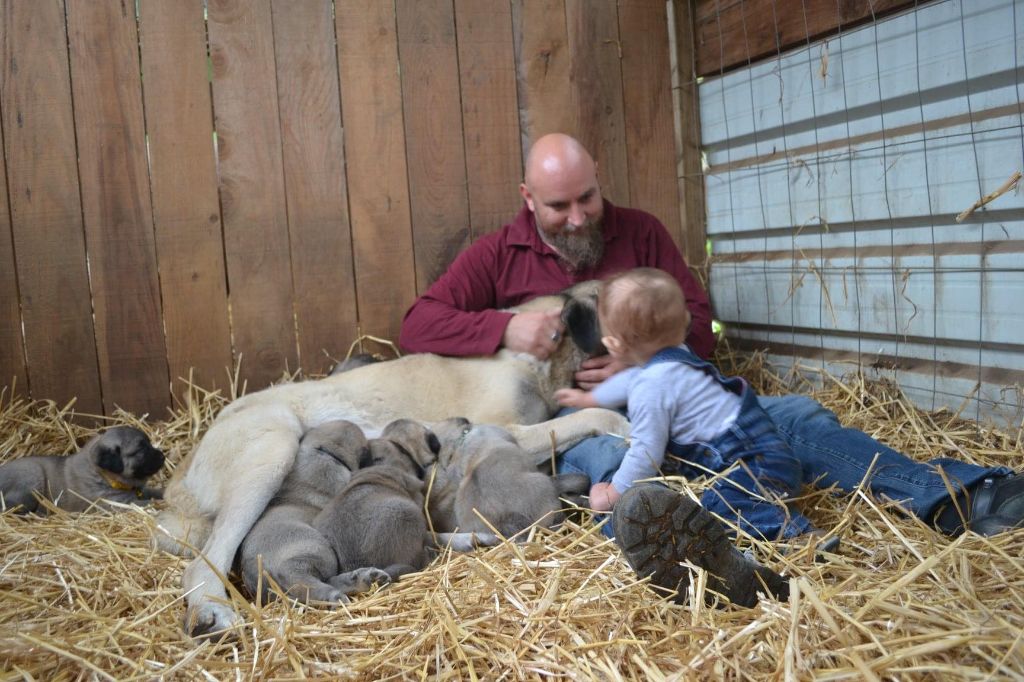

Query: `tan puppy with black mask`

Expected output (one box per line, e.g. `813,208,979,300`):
237,420,390,604
0,426,165,514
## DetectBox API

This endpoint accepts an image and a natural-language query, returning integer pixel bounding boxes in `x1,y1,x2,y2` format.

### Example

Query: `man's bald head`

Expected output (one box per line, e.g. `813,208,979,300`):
523,133,597,190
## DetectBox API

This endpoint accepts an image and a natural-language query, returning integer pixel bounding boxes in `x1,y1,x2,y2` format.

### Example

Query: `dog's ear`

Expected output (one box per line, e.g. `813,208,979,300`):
427,433,441,456
561,297,605,356
96,446,124,474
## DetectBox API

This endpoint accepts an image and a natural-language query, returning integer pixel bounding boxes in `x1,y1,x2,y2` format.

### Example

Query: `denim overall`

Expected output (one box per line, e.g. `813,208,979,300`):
649,346,814,541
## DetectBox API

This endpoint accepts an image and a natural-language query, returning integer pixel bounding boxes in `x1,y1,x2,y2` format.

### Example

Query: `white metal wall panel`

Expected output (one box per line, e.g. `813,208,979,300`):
700,0,1024,426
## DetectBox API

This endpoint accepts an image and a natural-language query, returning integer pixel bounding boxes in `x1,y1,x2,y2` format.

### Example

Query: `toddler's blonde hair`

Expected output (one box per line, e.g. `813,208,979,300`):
598,268,690,353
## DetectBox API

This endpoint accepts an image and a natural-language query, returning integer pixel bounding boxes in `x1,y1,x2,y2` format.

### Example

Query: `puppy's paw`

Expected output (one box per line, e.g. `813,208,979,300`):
184,601,243,641
328,567,391,597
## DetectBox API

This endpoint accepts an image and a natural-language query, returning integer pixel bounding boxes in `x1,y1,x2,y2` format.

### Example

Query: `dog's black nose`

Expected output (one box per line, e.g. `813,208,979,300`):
138,447,166,477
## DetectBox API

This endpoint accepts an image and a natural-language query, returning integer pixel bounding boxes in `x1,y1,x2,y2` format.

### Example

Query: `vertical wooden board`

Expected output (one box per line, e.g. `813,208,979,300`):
454,0,523,237
0,1,102,414
66,0,169,417
511,0,572,159
618,0,684,246
335,0,416,340
272,0,357,375
672,0,707,269
397,0,470,291
139,0,233,397
0,137,26,395
208,0,297,388
565,0,630,207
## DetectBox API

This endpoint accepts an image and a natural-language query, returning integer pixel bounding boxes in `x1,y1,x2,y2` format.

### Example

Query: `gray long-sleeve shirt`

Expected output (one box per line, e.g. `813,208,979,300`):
591,346,742,493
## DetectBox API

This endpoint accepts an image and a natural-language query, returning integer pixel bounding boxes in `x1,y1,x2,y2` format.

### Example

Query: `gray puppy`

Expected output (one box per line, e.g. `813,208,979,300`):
0,426,165,513
429,418,590,538
313,418,441,581
313,465,431,580
365,418,442,477
238,419,389,604
315,418,497,582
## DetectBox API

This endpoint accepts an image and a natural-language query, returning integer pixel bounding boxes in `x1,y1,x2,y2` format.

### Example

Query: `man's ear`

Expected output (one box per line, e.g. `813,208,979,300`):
519,182,535,212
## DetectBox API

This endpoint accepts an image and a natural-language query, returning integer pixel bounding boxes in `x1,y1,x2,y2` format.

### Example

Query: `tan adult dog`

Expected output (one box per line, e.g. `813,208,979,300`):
0,426,165,513
156,281,630,638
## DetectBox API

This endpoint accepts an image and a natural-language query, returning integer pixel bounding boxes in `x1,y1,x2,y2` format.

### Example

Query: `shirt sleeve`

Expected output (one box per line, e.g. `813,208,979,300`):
399,239,514,356
643,217,715,360
590,366,638,407
610,381,671,494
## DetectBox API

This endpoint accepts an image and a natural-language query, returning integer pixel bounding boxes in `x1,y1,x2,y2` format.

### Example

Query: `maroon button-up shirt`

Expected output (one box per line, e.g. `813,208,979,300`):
400,200,714,359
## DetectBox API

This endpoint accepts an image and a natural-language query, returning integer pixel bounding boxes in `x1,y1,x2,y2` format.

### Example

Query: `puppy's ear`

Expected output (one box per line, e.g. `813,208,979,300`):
561,297,604,355
427,433,441,456
96,447,124,474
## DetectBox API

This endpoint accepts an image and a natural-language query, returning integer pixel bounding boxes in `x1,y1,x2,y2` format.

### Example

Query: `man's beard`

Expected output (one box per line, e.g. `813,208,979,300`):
544,220,605,272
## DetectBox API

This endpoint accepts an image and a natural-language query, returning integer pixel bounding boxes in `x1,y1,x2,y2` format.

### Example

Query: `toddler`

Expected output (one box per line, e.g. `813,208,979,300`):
556,267,820,543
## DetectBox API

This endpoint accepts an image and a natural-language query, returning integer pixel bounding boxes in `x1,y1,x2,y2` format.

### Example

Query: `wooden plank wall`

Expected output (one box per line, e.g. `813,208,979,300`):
0,0,685,418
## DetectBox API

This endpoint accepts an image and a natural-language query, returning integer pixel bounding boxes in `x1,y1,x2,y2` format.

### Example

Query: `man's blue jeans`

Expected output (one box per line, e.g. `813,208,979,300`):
555,395,1011,538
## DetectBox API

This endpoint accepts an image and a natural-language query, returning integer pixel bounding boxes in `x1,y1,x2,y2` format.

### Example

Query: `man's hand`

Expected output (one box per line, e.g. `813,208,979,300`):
502,309,564,359
589,482,621,512
554,387,598,409
574,355,628,390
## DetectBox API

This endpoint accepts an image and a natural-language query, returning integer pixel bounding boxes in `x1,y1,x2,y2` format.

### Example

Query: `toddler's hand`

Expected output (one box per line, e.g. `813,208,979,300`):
589,482,621,512
555,387,594,408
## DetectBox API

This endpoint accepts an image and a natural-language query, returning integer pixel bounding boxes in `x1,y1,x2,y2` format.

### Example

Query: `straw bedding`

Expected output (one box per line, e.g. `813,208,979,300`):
1,354,1022,680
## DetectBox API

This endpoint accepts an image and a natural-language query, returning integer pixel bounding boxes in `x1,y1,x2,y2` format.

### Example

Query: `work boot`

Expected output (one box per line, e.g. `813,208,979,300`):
612,485,789,607
966,474,1024,536
935,473,1024,537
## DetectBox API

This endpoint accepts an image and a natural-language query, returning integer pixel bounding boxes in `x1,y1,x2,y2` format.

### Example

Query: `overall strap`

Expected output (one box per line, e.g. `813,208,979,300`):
645,346,750,397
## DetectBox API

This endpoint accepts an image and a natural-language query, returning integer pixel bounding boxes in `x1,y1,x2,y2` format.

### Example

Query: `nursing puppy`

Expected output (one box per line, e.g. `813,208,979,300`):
314,465,431,581
364,418,441,477
315,418,496,581
0,426,164,513
238,420,389,604
429,418,590,537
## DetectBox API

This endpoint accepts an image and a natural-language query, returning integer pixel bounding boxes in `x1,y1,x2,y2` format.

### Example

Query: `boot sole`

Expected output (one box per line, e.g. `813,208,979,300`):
612,485,789,607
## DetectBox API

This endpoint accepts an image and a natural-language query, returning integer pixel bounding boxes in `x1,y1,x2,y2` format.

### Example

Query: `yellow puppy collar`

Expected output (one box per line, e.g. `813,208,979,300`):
100,471,142,496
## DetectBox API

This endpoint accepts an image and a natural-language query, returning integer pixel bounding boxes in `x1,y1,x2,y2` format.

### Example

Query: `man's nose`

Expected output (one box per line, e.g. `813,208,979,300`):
567,202,586,227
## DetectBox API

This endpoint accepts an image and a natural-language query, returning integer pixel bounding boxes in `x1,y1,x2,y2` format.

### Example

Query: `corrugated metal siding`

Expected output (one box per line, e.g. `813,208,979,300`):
700,0,1024,427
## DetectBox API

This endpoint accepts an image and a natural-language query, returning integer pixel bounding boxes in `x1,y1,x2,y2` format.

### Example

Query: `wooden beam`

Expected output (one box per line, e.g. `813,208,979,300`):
694,0,925,77
672,0,708,271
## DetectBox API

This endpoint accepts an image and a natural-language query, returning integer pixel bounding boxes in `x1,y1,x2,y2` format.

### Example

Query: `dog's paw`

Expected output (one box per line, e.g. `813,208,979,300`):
582,407,630,437
184,601,243,641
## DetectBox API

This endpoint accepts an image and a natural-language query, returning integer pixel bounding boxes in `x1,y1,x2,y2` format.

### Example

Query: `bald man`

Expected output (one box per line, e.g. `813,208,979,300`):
400,133,715,383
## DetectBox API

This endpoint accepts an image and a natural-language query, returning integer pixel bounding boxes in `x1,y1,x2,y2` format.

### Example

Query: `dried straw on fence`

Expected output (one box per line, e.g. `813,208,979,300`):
1,354,1022,680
